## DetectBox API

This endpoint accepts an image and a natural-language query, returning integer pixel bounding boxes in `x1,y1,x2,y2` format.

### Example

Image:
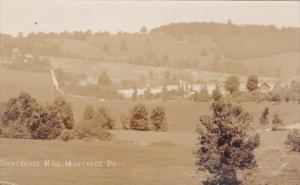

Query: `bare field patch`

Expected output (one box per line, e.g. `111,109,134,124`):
0,67,55,104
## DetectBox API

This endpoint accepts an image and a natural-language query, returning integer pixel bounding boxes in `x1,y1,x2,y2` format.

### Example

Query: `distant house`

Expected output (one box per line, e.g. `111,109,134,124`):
259,82,271,93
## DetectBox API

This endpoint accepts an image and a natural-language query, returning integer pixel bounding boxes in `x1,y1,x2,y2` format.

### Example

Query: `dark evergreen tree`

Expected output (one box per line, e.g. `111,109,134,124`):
94,107,114,129
98,71,111,86
83,105,95,120
259,107,269,126
150,106,167,131
246,75,259,92
271,113,284,131
196,101,259,185
129,104,148,131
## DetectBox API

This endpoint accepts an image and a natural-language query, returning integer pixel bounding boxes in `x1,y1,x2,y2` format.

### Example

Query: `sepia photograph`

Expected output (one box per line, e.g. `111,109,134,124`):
0,1,299,185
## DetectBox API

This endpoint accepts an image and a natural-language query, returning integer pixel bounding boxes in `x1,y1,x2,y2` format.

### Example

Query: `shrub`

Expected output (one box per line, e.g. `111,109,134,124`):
129,104,149,131
46,96,74,129
259,107,269,126
1,92,44,129
94,107,114,129
97,71,111,87
59,130,75,141
211,87,222,101
229,91,267,103
81,105,114,129
0,122,31,139
82,105,95,120
150,106,167,131
31,96,74,139
266,93,281,103
120,114,129,130
0,93,74,140
246,75,259,92
76,119,112,141
31,116,64,140
1,92,46,139
271,113,284,131
285,129,300,152
196,101,259,185
225,75,240,94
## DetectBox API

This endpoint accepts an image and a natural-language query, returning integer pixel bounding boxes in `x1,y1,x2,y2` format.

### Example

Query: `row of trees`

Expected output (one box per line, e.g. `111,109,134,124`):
0,93,114,141
0,93,165,141
121,104,167,131
225,75,300,103
0,93,73,139
259,107,284,131
79,103,167,133
225,75,259,94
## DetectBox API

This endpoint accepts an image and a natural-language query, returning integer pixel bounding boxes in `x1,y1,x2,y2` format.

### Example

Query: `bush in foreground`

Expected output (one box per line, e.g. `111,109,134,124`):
82,105,114,129
259,107,269,126
59,130,76,141
94,107,115,129
211,87,222,101
196,101,259,185
0,93,74,140
246,75,259,92
76,119,112,141
120,114,130,130
0,121,31,139
285,129,300,152
271,113,284,131
129,104,149,131
150,106,167,131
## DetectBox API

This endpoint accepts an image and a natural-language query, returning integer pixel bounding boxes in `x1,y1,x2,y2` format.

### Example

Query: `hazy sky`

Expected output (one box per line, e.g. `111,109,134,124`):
1,1,299,36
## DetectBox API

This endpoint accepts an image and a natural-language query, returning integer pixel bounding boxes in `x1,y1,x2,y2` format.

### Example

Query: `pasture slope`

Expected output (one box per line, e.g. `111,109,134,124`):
0,67,55,104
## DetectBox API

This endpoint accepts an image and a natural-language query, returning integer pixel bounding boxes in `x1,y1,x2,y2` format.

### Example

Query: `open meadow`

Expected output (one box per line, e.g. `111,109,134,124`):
1,129,300,185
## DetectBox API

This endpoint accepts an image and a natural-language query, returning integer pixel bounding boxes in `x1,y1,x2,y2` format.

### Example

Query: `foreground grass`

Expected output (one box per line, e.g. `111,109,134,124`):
0,138,198,185
1,129,300,185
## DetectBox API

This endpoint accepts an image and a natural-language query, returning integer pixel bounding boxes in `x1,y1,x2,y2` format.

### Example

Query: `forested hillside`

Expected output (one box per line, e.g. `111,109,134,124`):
1,22,300,77
151,22,300,59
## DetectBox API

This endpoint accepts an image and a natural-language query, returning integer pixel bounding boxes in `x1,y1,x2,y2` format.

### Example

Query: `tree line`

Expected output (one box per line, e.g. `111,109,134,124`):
151,22,300,59
0,92,167,141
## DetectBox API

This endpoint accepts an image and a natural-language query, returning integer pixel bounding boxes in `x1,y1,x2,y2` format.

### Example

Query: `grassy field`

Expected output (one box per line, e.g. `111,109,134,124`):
1,129,300,185
0,138,198,185
49,56,235,86
65,97,300,132
0,67,56,104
